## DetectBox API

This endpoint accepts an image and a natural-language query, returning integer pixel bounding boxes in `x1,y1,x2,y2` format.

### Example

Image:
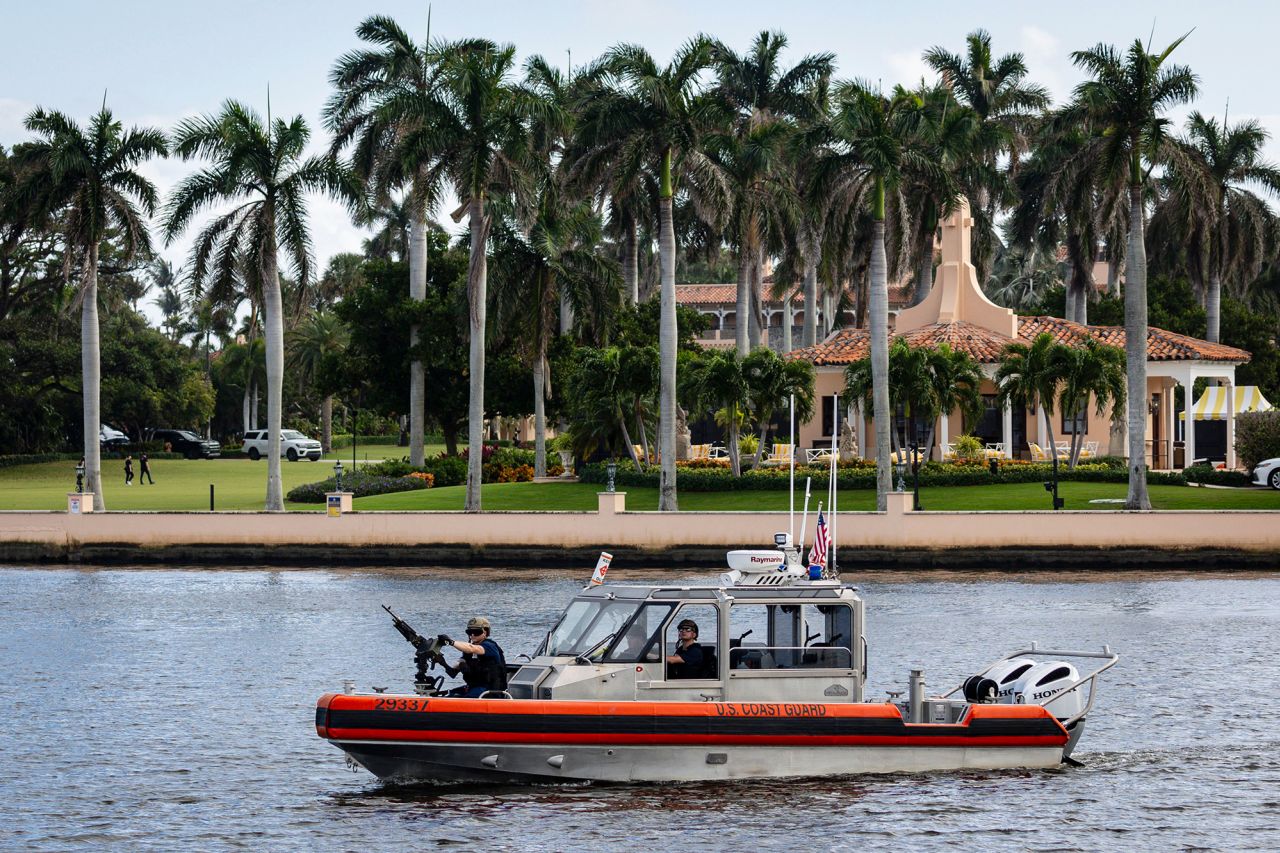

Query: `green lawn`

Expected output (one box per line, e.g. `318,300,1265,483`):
353,479,1280,512
0,458,342,511
2,459,1277,512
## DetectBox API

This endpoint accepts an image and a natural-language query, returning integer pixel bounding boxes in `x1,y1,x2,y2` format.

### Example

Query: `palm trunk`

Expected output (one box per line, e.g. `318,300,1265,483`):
637,407,650,468
728,415,741,478
620,415,642,471
1108,258,1123,297
870,207,893,510
262,227,285,512
1123,183,1151,509
533,339,547,478
913,229,934,306
1206,270,1222,344
559,290,573,335
754,422,767,470
657,152,678,511
250,382,259,429
748,254,763,351
321,395,333,453
242,387,251,435
781,294,793,353
622,217,639,305
802,234,818,347
82,248,104,511
735,251,750,356
408,200,428,467
465,196,491,511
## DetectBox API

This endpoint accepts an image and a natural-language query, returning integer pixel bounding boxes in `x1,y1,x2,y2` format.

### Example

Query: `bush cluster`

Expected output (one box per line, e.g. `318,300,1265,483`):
1236,412,1280,471
285,470,433,503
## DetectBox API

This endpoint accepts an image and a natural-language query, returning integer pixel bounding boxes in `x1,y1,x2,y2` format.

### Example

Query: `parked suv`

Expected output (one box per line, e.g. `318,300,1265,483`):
99,423,129,450
242,429,323,462
150,428,221,459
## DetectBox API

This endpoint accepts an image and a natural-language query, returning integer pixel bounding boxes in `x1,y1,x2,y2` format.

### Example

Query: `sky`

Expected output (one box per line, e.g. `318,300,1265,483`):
4,0,1279,326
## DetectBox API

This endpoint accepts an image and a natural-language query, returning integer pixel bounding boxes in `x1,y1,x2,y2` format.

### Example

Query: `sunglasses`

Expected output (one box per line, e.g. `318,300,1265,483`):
465,628,486,636
678,626,695,631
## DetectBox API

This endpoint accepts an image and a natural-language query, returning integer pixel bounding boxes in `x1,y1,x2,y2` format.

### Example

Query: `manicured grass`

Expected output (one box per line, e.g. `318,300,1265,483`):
353,479,1280,512
0,458,348,511
2,459,1277,512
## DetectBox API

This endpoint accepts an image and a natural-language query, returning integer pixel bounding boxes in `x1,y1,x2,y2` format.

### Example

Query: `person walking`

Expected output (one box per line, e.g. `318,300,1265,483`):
139,453,154,485
123,455,134,486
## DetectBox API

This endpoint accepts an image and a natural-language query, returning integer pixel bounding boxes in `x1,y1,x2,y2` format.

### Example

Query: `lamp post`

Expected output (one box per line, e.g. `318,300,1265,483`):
75,460,85,494
333,460,344,493
895,458,906,492
606,460,617,493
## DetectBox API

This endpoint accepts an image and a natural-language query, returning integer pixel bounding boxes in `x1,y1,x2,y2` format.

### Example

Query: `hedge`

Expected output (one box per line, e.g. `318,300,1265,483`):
285,470,433,503
1182,465,1254,488
0,452,184,469
579,458,1188,491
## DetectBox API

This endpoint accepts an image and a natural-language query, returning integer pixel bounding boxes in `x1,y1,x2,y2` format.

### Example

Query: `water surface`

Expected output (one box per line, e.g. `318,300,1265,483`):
1,566,1277,851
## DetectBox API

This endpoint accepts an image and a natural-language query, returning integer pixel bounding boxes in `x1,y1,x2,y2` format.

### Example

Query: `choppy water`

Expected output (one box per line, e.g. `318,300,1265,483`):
1,566,1277,851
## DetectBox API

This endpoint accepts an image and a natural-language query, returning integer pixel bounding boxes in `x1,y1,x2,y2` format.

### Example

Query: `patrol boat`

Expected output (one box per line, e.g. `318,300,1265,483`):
315,538,1118,784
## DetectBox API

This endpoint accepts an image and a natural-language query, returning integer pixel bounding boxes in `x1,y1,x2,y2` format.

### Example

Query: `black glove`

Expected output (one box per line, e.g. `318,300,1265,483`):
437,633,453,646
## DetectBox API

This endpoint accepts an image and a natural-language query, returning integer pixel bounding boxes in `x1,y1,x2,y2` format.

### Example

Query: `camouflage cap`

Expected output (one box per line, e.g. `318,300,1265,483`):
466,616,491,630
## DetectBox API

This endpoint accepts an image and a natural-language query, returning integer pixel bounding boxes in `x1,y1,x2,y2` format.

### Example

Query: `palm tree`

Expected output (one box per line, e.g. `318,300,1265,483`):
23,106,167,511
1053,338,1126,468
822,81,940,509
326,15,449,468
395,39,541,510
1068,35,1198,509
742,347,815,468
922,343,984,454
490,193,620,477
711,31,833,355
924,29,1050,285
996,332,1064,480
152,259,186,341
565,346,649,471
163,101,349,511
582,38,730,509
689,349,750,476
1160,112,1280,342
288,309,349,452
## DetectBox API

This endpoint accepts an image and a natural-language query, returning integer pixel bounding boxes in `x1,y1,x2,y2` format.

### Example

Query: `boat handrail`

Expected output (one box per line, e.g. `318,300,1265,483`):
940,644,1120,728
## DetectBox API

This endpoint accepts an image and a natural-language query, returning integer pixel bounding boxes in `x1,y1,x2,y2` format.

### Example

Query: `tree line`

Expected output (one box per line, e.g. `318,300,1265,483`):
2,21,1279,512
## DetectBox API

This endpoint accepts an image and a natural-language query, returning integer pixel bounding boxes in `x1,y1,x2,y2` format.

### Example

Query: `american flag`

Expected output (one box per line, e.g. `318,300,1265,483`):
809,509,829,569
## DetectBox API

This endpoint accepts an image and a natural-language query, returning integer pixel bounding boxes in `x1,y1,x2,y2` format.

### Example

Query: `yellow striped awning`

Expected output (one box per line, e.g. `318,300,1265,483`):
1178,386,1273,420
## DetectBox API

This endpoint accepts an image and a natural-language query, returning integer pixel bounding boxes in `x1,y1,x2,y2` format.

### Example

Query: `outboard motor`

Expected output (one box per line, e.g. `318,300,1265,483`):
1011,660,1083,719
973,658,1037,703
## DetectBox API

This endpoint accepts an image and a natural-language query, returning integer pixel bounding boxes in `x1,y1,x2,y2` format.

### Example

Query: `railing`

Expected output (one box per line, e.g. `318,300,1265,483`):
941,642,1120,728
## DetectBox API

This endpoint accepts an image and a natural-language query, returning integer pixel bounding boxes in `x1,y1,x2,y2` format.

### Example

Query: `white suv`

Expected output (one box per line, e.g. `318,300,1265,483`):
242,429,323,462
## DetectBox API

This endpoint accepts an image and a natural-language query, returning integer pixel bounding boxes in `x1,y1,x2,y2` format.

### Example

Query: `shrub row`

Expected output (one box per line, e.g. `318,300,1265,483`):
1236,412,1280,471
285,470,434,503
1182,464,1255,488
580,458,1188,491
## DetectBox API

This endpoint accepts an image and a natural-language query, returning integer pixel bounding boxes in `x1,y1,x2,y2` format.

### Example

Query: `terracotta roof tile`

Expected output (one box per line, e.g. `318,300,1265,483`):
787,316,1251,366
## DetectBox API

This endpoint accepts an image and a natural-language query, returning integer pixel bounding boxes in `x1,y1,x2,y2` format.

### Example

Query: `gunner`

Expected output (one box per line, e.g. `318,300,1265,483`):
665,618,705,679
438,617,507,698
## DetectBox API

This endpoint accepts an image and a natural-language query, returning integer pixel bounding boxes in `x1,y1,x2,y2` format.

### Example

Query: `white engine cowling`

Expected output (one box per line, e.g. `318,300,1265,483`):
1011,660,1083,719
986,658,1038,703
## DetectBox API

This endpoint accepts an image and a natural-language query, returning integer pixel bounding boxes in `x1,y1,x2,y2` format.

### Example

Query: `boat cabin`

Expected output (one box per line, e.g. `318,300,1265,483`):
508,581,867,704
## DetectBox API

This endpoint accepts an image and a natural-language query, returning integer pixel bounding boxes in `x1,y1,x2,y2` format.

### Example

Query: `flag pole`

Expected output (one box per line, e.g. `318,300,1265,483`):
789,393,795,544
830,393,839,576
799,477,812,553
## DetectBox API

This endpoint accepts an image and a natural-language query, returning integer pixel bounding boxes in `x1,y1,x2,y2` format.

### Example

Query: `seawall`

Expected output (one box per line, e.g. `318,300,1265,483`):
2,492,1277,569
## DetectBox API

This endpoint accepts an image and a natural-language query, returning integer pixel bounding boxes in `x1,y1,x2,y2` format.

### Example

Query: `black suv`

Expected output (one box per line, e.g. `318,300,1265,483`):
150,429,221,459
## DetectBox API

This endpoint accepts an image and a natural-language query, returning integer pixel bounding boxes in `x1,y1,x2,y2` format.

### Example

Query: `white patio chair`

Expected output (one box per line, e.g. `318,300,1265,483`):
805,447,834,464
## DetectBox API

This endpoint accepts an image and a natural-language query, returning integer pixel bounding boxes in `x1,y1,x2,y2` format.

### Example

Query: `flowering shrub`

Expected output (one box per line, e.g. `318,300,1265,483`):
407,471,435,487
680,458,731,469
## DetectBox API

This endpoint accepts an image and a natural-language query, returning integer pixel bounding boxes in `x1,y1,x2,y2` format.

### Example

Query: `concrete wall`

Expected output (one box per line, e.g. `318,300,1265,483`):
2,493,1277,568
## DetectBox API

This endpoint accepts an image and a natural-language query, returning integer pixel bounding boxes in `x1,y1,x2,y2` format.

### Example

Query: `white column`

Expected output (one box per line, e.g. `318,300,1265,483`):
1002,400,1013,459
1225,375,1236,470
1184,376,1196,464
938,412,950,461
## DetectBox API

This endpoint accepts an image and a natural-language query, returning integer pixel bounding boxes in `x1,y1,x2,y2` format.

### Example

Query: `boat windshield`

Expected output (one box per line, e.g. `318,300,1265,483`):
545,599,641,656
